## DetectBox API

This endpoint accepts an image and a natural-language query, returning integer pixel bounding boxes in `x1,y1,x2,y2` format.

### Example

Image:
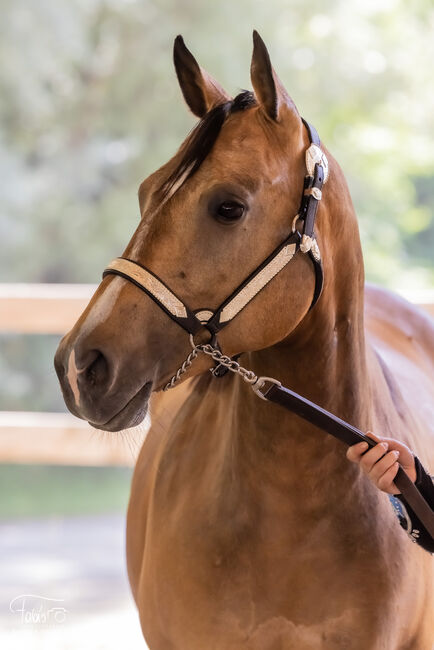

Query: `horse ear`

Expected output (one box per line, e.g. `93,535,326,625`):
173,35,231,118
250,30,298,122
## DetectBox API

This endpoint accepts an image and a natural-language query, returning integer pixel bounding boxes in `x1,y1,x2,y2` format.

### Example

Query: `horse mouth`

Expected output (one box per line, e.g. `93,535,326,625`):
90,381,153,432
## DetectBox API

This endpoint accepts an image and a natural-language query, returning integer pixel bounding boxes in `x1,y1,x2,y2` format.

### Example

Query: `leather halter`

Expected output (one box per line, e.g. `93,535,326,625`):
103,119,327,346
101,121,434,539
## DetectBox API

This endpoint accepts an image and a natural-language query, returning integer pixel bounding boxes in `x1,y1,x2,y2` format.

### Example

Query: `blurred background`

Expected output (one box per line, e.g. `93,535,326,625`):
0,0,433,648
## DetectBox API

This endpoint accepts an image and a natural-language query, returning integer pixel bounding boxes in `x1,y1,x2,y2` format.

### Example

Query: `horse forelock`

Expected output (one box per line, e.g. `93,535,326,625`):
160,90,257,199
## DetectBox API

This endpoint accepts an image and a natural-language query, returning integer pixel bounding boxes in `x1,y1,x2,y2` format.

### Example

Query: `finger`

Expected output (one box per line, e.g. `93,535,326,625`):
369,450,400,482
379,439,415,468
365,431,382,444
359,442,389,473
368,437,416,479
346,441,369,462
367,433,411,459
377,462,400,494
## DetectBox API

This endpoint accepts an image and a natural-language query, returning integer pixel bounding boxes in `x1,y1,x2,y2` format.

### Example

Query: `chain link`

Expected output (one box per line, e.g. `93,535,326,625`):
163,346,201,391
163,338,258,391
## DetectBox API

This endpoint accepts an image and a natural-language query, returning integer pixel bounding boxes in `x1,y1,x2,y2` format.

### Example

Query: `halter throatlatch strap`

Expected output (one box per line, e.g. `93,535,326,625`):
103,117,327,340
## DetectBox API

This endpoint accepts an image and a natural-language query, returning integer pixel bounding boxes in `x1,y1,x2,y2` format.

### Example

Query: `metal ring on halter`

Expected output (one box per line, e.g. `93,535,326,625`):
189,331,218,350
189,330,227,377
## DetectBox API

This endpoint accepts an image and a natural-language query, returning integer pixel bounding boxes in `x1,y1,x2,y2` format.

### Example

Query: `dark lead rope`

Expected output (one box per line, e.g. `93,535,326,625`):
164,337,434,542
264,382,434,540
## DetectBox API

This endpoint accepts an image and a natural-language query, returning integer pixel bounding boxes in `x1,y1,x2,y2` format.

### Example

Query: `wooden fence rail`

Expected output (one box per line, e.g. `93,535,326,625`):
0,411,144,466
0,283,433,465
1,284,433,335
0,283,97,334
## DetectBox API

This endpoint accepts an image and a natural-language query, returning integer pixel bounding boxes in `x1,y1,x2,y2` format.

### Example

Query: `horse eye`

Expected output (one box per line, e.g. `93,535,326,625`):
215,201,245,223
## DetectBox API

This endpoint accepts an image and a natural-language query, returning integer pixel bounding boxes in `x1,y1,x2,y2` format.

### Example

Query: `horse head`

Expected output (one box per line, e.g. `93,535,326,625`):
55,32,354,431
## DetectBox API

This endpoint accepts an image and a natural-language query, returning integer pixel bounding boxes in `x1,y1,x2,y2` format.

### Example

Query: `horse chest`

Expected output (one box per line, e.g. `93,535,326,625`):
131,440,393,650
128,389,432,649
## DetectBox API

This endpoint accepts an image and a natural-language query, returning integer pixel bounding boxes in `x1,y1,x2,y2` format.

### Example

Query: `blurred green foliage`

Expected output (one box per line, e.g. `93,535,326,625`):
1,0,433,287
0,0,433,412
0,464,132,516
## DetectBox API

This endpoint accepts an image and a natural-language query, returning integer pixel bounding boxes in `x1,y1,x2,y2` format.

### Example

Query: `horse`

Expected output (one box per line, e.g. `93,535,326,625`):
54,32,434,649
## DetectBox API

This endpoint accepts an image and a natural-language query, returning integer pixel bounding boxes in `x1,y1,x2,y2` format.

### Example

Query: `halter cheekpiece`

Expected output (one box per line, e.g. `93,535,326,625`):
103,119,327,358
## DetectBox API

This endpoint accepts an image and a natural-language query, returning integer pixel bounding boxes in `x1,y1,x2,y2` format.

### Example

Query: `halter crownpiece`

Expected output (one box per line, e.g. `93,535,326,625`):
103,118,327,344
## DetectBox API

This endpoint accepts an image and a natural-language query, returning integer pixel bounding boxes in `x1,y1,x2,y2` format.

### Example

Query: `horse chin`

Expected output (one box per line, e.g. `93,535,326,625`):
89,381,152,433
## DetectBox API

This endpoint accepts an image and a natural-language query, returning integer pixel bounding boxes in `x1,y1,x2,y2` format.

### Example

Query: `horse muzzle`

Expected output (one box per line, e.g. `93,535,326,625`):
54,335,153,432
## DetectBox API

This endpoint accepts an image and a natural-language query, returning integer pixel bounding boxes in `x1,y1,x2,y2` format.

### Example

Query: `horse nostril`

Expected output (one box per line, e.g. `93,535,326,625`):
85,351,109,387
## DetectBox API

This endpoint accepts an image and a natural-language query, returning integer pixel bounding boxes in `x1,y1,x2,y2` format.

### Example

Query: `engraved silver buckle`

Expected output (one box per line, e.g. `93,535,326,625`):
306,144,329,183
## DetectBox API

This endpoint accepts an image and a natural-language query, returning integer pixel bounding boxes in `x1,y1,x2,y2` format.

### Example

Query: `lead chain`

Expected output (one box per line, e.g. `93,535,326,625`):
163,339,258,391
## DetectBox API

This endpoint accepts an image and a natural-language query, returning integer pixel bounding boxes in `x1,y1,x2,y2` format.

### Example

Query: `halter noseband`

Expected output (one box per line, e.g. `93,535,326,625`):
103,119,327,352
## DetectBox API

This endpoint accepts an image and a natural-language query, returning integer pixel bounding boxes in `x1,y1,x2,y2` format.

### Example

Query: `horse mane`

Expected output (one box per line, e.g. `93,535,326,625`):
160,90,256,197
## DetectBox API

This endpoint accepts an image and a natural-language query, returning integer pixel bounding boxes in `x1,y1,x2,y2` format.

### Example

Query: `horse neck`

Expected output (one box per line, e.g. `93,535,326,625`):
249,283,370,430
235,168,372,490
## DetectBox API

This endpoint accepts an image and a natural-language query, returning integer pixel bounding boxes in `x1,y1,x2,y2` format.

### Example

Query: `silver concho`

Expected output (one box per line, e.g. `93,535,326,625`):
306,144,329,183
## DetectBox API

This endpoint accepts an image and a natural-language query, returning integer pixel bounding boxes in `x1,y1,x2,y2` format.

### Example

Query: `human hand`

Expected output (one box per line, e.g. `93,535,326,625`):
346,431,417,495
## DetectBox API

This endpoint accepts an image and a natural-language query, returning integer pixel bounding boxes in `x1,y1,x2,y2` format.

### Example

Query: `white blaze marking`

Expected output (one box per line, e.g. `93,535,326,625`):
130,173,186,258
79,275,124,339
130,220,152,258
67,348,81,408
67,276,125,406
